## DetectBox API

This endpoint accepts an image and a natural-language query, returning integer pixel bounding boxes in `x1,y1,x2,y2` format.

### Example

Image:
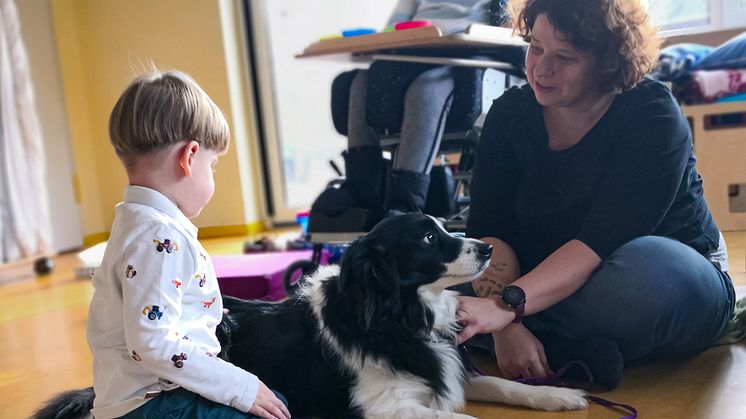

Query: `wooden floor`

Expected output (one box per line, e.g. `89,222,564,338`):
2,231,745,419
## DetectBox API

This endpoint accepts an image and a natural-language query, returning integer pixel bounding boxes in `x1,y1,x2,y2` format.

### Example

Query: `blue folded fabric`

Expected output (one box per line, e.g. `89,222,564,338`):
653,43,714,81
693,31,746,70
717,92,746,103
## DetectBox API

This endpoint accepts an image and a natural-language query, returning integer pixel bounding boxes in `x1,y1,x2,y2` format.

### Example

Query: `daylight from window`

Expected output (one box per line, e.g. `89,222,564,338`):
647,0,710,31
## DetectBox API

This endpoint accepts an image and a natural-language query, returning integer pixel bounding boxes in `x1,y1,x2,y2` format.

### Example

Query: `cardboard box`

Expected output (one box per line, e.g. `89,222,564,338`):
686,101,746,231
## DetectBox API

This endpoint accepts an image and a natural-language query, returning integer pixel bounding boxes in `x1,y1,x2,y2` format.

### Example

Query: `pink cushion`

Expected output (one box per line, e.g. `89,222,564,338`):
212,250,327,301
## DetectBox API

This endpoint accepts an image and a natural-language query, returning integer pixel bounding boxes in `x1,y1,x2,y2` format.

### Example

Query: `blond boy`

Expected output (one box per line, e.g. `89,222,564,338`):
87,71,290,419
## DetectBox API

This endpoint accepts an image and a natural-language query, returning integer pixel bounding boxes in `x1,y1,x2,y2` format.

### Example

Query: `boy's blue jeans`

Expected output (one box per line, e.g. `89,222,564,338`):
119,388,288,419
457,236,736,362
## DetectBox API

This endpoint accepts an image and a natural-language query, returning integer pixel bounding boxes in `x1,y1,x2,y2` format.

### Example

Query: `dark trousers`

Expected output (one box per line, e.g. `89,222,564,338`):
456,236,736,362
119,388,288,419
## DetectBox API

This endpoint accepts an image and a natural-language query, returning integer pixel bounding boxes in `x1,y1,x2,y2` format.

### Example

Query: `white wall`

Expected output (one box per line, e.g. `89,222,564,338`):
16,0,83,252
721,0,746,29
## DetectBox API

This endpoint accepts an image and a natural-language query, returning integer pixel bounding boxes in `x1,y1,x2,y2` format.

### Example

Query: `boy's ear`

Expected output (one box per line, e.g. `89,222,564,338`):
178,141,201,177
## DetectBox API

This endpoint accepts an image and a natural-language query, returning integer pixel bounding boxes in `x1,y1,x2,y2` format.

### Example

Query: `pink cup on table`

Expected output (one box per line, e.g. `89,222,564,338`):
394,20,432,30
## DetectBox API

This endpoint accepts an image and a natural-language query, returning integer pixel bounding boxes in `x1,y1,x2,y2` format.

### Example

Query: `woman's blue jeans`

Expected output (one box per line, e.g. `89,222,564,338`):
458,236,736,362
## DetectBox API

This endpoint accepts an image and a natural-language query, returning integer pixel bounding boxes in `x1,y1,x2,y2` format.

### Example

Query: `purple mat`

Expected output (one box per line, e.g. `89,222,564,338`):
212,250,327,301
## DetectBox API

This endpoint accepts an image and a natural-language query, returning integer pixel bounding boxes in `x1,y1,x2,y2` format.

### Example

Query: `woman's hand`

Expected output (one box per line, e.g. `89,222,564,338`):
492,323,551,379
249,381,291,419
456,296,515,343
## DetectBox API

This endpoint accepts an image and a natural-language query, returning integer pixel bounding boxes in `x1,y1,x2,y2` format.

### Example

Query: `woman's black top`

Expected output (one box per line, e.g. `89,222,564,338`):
466,78,720,273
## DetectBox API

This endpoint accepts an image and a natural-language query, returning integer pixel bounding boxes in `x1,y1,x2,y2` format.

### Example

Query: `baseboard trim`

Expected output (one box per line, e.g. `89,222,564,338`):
198,221,266,239
83,232,110,248
83,221,266,247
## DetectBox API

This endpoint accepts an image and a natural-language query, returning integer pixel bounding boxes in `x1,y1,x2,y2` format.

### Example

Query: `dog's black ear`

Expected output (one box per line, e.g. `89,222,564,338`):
338,236,402,328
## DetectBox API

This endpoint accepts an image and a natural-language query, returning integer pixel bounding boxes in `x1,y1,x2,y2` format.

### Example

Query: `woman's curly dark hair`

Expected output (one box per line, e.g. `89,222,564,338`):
512,0,660,92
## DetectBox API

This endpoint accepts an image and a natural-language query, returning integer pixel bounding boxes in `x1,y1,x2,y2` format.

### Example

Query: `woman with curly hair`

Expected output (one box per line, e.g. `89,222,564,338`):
455,0,735,390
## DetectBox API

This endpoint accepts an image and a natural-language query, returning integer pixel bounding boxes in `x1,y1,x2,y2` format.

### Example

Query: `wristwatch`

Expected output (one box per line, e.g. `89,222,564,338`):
501,285,526,324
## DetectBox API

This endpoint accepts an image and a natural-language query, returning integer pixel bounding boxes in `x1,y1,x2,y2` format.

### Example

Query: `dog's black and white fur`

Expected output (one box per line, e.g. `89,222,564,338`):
34,214,586,419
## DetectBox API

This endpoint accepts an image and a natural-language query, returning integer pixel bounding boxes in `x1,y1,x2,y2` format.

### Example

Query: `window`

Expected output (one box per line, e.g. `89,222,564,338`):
647,1,746,36
247,0,398,222
647,0,712,32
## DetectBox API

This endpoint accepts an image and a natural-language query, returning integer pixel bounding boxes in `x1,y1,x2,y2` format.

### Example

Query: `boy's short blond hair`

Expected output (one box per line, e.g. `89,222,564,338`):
109,70,229,167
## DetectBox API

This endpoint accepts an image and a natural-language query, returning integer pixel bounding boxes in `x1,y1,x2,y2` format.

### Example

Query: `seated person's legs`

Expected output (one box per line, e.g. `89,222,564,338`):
311,66,456,225
386,65,455,214
120,387,289,419
525,236,734,388
530,236,735,361
457,236,735,389
311,70,386,220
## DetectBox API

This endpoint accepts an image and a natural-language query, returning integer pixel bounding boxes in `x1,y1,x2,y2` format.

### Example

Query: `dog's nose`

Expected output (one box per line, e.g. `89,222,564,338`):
477,243,493,262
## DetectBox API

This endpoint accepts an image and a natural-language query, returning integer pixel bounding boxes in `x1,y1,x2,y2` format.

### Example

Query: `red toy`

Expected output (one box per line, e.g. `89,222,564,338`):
394,20,432,30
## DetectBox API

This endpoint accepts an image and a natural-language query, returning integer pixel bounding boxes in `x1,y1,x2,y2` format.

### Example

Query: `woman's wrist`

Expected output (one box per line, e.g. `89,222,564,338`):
492,320,522,339
487,296,521,333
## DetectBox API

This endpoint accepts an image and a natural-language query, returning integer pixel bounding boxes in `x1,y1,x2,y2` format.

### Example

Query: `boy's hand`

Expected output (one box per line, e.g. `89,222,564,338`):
249,381,291,419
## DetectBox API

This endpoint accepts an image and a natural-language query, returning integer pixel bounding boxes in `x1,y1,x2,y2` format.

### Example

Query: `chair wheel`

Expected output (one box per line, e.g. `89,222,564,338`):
283,259,318,298
33,257,54,276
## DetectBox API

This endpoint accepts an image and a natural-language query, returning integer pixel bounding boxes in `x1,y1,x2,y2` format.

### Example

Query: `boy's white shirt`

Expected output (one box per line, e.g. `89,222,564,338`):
87,185,258,418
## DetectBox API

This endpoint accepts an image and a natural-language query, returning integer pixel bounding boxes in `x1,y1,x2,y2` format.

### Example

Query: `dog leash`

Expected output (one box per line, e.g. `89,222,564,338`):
515,360,595,389
460,347,638,419
585,395,638,419
514,361,638,419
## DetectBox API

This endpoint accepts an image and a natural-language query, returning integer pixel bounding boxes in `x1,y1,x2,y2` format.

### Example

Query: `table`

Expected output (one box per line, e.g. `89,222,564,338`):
296,24,527,71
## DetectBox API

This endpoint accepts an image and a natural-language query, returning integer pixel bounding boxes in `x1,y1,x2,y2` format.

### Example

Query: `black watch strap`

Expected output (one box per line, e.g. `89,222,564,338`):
501,285,526,324
511,302,525,324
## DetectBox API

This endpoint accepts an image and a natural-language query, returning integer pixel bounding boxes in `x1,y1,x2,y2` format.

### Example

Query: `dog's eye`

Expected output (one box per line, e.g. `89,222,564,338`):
422,233,435,245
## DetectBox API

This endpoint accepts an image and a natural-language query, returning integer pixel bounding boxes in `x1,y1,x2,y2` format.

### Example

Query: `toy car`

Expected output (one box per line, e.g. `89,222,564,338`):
171,352,188,368
202,297,216,308
153,239,179,254
195,273,207,287
143,305,164,320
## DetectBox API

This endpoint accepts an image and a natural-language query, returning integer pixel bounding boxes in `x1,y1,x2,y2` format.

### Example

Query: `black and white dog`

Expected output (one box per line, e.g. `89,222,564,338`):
34,214,586,419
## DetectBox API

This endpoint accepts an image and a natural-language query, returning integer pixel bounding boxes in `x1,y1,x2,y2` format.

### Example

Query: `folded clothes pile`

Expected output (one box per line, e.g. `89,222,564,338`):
652,32,746,105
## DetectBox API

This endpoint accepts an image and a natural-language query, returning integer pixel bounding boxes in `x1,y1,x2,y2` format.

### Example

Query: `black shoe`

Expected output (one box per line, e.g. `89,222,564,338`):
308,207,383,233
534,330,624,390
384,170,430,214
311,146,386,217
310,184,370,216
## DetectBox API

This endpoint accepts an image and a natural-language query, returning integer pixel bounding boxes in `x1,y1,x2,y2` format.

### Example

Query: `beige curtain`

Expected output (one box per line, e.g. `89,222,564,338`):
0,0,52,263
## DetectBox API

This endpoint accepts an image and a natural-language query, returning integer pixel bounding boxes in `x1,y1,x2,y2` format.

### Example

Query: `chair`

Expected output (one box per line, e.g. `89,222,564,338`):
309,56,524,237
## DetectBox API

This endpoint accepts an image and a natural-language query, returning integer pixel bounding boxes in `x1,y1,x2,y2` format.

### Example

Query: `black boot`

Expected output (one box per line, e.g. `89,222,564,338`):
309,146,386,232
533,329,624,390
384,170,430,215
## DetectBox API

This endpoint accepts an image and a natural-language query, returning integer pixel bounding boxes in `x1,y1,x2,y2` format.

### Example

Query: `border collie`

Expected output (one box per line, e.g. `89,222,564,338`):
34,214,586,419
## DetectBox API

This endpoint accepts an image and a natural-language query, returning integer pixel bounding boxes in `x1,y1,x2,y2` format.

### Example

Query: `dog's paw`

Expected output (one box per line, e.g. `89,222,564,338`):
530,386,588,411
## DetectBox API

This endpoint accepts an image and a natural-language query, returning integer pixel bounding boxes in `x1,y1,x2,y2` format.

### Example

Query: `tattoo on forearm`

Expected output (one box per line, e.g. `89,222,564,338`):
473,261,517,297
491,262,507,274
475,278,503,297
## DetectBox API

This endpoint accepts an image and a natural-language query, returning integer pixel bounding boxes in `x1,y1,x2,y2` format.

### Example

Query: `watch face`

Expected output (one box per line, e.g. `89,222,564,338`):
502,286,526,307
